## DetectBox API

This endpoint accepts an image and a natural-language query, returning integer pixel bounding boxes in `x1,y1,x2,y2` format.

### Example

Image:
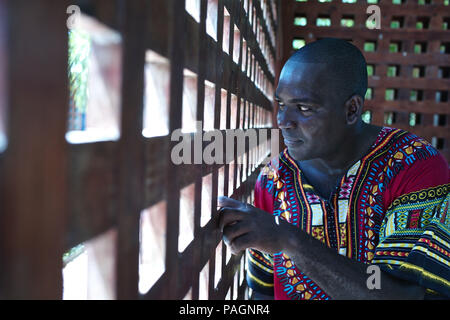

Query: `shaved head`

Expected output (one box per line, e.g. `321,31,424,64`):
283,38,368,103
276,38,371,162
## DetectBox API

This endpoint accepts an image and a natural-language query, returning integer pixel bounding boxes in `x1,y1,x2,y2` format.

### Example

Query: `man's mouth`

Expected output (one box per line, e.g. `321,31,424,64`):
283,137,303,147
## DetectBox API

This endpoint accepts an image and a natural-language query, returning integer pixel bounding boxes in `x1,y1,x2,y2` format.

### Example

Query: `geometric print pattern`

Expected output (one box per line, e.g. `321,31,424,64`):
372,185,450,297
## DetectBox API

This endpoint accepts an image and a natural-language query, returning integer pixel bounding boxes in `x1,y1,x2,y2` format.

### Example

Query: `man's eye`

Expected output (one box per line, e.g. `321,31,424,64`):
297,105,311,112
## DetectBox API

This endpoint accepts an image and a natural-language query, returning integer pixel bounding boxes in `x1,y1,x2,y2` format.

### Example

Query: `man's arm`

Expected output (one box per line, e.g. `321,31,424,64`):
251,291,274,300
218,196,426,300
281,222,425,300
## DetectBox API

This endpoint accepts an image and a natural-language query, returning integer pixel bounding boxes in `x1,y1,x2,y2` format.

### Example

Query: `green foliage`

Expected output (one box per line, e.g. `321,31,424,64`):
414,43,425,53
385,89,396,101
412,67,421,78
387,66,398,77
384,112,395,125
63,244,85,266
364,42,376,52
389,43,400,53
292,39,305,50
366,19,377,29
68,29,91,116
294,17,307,26
362,111,372,124
390,21,400,29
341,18,354,27
365,88,373,100
316,18,331,27
409,113,418,126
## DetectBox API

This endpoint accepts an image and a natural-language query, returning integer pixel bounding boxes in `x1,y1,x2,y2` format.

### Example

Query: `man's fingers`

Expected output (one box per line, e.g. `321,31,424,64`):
223,220,251,245
218,196,247,209
229,233,254,255
218,207,245,231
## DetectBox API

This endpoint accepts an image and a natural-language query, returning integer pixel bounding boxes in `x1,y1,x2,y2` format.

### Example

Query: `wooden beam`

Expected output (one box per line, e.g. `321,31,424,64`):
0,0,69,299
66,141,118,251
115,0,147,300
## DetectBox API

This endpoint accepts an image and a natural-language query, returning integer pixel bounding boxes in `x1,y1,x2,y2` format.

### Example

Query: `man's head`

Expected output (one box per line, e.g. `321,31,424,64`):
276,38,368,161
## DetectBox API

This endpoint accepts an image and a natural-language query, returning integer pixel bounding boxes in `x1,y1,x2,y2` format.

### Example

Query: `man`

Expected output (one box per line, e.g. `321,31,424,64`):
218,38,449,300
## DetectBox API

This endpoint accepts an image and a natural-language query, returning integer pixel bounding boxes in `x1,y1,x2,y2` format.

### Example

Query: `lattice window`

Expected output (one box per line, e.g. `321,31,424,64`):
0,0,279,300
67,14,122,143
61,0,278,300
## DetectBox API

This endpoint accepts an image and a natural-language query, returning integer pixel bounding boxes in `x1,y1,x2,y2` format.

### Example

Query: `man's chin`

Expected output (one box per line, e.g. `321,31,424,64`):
286,146,312,162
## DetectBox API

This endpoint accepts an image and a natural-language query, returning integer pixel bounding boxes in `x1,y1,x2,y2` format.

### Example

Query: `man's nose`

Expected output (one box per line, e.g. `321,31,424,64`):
277,108,297,129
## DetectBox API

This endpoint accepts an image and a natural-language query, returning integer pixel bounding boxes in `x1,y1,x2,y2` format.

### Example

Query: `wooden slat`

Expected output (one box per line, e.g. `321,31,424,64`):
225,0,275,84
66,141,118,251
365,101,450,115
266,0,278,45
146,0,171,58
142,161,262,300
74,0,120,31
293,1,450,16
76,4,274,111
115,0,147,300
277,0,295,76
209,0,226,301
253,0,276,59
190,0,209,301
142,216,221,300
187,16,273,111
212,253,243,299
367,77,450,92
0,0,69,299
66,126,273,250
162,0,187,300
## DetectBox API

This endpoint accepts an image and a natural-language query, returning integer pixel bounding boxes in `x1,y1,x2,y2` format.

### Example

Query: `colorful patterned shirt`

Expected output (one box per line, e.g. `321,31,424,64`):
246,127,450,299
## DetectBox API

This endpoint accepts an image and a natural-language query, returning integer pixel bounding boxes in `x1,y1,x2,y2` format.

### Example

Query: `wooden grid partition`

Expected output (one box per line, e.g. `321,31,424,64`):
0,0,279,300
279,0,450,162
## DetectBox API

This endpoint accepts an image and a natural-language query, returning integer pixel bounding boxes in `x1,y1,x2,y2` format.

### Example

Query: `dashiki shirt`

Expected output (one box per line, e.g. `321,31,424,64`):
246,127,450,300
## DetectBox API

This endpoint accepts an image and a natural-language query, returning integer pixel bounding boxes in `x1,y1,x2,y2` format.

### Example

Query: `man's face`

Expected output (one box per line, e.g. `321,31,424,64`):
275,61,348,162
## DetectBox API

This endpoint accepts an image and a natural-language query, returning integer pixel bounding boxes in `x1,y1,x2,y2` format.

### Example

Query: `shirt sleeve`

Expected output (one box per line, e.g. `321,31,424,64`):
372,148,450,298
245,165,276,296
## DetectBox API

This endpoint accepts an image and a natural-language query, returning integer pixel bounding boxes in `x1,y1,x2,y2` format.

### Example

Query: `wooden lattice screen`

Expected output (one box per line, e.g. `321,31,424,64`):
278,0,450,162
0,0,278,300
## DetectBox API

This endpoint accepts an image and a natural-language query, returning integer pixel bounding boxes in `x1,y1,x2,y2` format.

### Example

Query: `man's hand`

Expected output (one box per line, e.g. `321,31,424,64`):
217,196,289,255
217,197,426,299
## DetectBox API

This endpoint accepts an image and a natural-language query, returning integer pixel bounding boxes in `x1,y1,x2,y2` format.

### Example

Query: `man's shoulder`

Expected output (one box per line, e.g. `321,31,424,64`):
381,127,443,164
375,127,449,186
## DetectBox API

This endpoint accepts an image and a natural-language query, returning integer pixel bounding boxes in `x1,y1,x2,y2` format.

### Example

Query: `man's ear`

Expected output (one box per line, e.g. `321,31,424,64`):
345,95,363,125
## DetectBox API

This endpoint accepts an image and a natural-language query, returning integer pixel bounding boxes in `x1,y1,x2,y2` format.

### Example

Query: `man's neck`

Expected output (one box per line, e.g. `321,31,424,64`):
300,123,381,176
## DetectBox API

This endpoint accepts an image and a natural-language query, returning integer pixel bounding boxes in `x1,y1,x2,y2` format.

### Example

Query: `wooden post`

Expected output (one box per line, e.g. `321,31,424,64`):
0,0,69,299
